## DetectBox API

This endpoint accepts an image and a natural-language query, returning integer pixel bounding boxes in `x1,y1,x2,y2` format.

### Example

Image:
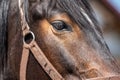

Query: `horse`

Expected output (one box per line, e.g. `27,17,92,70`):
0,0,120,80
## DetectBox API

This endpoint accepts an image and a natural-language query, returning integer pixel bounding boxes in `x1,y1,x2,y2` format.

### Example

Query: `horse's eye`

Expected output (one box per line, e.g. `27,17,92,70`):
51,21,70,31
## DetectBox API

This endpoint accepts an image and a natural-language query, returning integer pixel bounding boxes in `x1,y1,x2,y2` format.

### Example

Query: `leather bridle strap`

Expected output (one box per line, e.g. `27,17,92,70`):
18,0,64,80
20,35,64,80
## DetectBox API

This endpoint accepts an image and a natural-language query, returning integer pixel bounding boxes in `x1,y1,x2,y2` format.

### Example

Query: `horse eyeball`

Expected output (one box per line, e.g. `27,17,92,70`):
51,21,70,31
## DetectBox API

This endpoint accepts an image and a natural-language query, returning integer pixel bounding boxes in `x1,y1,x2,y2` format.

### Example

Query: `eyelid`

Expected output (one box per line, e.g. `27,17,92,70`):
50,20,65,24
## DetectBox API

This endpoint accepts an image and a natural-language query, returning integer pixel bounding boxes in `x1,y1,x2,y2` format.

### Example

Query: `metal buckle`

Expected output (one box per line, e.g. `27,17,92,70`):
23,30,35,48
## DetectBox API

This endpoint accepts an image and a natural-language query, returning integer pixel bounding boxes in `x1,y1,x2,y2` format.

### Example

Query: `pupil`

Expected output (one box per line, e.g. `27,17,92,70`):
56,22,64,30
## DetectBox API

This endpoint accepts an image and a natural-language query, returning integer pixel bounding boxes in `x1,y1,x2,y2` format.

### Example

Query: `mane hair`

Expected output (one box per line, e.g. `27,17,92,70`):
0,0,10,79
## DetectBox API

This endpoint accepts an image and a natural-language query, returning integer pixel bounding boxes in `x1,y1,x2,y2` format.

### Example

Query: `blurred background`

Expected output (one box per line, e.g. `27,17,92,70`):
89,0,120,64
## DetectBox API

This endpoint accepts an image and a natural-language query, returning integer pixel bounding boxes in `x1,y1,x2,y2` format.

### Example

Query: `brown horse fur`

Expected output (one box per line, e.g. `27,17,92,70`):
0,0,120,80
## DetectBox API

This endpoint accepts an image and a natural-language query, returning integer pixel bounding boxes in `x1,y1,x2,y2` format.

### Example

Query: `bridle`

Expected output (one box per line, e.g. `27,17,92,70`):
18,0,64,80
18,0,120,80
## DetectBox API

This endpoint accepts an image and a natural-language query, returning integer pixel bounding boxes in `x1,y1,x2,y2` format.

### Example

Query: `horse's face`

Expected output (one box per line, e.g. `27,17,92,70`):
34,13,89,78
31,6,100,80
28,0,120,79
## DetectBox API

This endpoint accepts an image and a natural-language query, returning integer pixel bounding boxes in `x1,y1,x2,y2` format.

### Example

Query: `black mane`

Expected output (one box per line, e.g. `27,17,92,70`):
0,0,10,79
